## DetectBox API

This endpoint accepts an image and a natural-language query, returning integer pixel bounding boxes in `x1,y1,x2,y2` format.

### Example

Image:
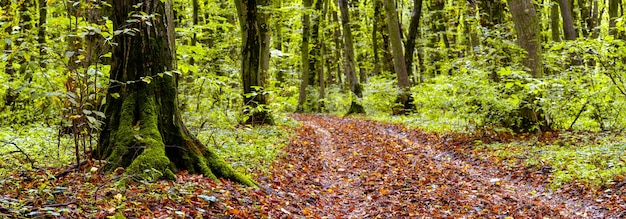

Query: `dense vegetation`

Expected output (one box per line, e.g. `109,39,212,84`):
1,0,626,217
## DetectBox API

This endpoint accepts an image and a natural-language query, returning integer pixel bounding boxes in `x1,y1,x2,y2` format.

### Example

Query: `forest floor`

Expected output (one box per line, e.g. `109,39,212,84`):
1,114,625,218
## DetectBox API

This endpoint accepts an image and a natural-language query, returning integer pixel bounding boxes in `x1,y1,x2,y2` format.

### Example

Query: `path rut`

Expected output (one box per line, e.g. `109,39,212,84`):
265,115,614,218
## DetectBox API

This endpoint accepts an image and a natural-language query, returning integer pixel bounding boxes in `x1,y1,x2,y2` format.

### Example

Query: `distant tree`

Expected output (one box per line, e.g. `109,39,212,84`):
384,0,414,114
97,0,256,186
339,0,365,114
558,0,577,40
297,0,312,112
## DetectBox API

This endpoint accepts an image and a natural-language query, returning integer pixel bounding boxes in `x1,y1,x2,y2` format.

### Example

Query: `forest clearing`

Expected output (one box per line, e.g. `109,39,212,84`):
1,0,626,217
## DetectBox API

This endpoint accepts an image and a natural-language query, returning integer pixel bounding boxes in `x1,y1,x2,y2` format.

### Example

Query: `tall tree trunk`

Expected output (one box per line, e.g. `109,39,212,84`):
375,0,393,73
339,0,364,114
372,4,381,76
332,10,342,84
37,0,47,68
558,0,577,40
297,0,312,112
237,0,272,124
551,2,561,42
508,0,543,78
590,0,599,38
609,0,620,36
189,0,199,65
97,0,255,186
308,0,323,88
259,0,271,89
385,0,412,114
404,0,422,82
507,0,546,131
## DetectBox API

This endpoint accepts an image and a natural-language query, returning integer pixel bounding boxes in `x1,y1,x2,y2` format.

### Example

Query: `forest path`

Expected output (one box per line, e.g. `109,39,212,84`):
265,114,607,218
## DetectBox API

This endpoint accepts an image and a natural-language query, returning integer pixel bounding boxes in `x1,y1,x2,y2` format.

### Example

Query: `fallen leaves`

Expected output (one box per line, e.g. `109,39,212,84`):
1,115,624,218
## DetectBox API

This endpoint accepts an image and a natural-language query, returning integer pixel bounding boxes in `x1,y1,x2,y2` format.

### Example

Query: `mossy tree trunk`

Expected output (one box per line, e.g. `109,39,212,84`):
339,0,364,114
96,0,256,186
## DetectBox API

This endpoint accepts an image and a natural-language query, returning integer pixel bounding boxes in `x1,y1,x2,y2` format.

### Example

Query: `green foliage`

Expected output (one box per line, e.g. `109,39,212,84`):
475,132,626,189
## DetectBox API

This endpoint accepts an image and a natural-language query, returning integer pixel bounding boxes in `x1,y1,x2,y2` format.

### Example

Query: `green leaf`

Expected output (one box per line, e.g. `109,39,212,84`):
141,77,152,84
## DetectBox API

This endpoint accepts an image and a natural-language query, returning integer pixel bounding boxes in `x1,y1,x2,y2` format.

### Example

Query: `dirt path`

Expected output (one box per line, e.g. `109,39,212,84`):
264,114,612,218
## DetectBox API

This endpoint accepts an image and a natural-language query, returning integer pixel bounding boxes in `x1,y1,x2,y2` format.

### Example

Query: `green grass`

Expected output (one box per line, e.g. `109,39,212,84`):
474,132,626,189
0,124,77,177
194,114,298,175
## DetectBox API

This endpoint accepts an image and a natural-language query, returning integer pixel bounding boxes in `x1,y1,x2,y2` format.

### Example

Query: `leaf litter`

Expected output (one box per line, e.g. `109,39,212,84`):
0,114,624,218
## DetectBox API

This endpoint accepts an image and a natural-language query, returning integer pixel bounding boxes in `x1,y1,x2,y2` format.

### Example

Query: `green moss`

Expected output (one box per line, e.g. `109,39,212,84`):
106,93,138,168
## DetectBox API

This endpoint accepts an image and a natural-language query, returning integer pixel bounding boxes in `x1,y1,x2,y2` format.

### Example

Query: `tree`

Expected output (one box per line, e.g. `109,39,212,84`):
507,0,543,78
339,0,365,114
96,0,256,186
297,0,312,112
236,0,273,125
384,0,413,114
507,0,546,131
558,0,577,40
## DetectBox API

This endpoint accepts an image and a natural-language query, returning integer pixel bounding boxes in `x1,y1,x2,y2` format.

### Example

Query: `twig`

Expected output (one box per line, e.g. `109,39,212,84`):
53,160,88,180
0,140,35,169
40,202,78,208
568,99,589,130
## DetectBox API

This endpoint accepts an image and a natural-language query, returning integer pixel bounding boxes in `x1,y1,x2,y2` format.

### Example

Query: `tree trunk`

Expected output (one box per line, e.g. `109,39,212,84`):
372,4,381,76
507,0,546,132
478,0,506,28
332,10,342,84
404,0,422,77
339,0,364,114
385,0,412,114
297,0,312,112
404,0,422,83
551,2,561,42
590,0,599,38
37,0,47,68
507,0,543,78
190,0,199,65
308,0,323,88
259,0,271,89
558,0,577,40
609,0,620,36
375,0,393,73
97,0,255,186
239,0,272,124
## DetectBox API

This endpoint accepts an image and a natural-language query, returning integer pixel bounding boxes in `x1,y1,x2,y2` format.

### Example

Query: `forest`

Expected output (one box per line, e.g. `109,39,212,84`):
0,0,625,217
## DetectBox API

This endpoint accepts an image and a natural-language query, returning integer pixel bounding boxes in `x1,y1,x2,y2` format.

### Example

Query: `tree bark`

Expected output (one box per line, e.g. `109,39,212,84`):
404,0,422,82
478,0,506,28
37,0,47,67
507,0,546,131
297,0,312,112
240,0,272,124
609,0,620,36
507,0,543,78
97,0,255,186
558,0,577,40
339,0,364,114
259,0,271,89
551,2,561,42
385,0,412,114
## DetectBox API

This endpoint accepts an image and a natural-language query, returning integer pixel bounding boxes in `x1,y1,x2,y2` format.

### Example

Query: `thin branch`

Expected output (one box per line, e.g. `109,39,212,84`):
0,140,35,169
